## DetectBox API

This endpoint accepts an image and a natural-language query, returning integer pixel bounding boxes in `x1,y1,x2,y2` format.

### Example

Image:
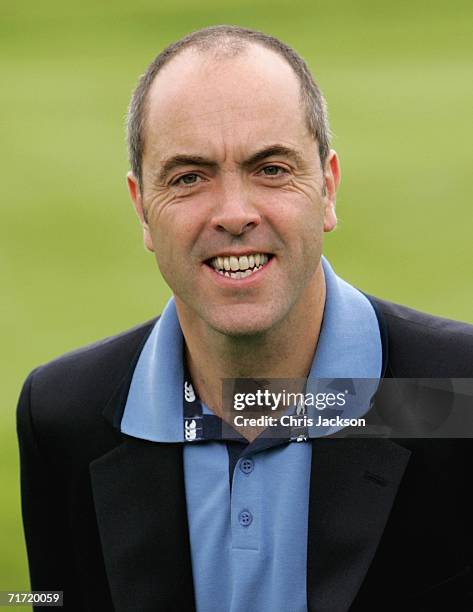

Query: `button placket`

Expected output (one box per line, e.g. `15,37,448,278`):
231,455,260,550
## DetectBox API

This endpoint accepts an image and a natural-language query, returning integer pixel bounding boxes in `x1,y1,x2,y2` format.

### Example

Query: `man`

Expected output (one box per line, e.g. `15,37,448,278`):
17,25,473,612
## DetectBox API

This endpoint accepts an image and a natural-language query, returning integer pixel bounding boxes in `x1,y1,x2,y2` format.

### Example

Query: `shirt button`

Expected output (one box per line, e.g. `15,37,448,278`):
239,458,254,474
238,510,253,527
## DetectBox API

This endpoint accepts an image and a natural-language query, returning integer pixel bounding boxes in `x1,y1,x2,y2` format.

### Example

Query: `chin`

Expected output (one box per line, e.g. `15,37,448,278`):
204,306,283,338
212,322,268,338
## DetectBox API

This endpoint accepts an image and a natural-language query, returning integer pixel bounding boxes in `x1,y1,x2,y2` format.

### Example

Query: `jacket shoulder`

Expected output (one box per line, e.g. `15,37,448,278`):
17,318,158,459
32,317,157,395
369,296,473,377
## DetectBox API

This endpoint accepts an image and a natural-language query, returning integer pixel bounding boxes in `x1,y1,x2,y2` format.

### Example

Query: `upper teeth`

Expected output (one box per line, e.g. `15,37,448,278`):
211,253,268,271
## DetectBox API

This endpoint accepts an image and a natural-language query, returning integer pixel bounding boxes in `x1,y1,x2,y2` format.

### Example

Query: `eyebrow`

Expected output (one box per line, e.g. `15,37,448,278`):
241,145,305,169
157,155,217,184
156,145,304,184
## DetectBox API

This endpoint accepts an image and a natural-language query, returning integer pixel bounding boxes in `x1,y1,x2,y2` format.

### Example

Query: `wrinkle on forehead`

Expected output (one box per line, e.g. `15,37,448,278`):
145,119,313,174
145,105,293,162
149,104,263,142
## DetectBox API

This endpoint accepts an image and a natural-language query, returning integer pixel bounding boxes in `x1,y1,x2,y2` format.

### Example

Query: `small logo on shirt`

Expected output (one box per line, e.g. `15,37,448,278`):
184,381,196,402
184,418,197,441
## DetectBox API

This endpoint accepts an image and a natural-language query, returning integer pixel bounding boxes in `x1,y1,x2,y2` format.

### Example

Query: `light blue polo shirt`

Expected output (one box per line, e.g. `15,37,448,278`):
120,257,382,612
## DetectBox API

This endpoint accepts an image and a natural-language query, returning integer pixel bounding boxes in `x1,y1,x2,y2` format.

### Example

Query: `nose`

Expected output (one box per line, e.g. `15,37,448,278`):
210,178,261,236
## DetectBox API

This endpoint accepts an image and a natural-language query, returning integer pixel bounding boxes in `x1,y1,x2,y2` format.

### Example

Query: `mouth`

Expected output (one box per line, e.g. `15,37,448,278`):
204,252,273,279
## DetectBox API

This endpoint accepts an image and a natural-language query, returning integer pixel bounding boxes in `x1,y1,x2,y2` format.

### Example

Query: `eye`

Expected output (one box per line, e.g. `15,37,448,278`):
173,173,202,187
260,165,287,177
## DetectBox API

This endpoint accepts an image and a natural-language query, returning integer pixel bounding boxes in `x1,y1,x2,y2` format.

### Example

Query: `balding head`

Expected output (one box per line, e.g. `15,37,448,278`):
127,25,331,191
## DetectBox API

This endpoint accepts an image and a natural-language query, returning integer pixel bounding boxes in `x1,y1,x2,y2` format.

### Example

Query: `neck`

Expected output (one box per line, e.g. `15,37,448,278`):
176,264,326,438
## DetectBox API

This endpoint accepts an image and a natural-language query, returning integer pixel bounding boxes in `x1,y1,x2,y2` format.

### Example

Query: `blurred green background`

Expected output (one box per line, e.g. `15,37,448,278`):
1,0,472,602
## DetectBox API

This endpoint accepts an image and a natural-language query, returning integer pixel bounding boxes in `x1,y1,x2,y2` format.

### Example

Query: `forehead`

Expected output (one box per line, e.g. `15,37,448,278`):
143,45,310,161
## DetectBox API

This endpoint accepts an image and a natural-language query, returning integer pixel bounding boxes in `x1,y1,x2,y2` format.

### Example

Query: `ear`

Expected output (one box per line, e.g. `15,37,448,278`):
323,150,341,233
127,172,154,252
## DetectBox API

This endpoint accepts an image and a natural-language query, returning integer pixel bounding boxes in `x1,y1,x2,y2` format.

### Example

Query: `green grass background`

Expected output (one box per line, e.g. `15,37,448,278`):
1,0,472,603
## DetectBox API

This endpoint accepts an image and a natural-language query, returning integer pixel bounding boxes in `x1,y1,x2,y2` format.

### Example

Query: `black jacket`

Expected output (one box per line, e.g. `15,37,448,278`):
17,297,473,611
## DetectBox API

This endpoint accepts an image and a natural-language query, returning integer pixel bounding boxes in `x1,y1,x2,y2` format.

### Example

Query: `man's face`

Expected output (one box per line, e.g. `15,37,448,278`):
128,45,340,337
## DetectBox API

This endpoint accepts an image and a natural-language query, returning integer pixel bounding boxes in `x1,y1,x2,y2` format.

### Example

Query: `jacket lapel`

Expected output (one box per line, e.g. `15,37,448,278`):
90,318,196,611
90,437,196,612
307,437,411,612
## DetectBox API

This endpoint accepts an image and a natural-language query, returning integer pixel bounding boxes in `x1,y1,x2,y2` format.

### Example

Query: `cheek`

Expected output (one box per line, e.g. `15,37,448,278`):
148,211,202,276
268,193,324,247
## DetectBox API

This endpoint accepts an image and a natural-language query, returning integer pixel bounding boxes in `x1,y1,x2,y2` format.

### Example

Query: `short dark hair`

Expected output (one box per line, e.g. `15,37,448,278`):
127,25,331,191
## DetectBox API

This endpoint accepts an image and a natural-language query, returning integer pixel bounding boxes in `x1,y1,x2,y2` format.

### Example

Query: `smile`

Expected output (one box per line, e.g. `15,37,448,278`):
206,253,272,279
